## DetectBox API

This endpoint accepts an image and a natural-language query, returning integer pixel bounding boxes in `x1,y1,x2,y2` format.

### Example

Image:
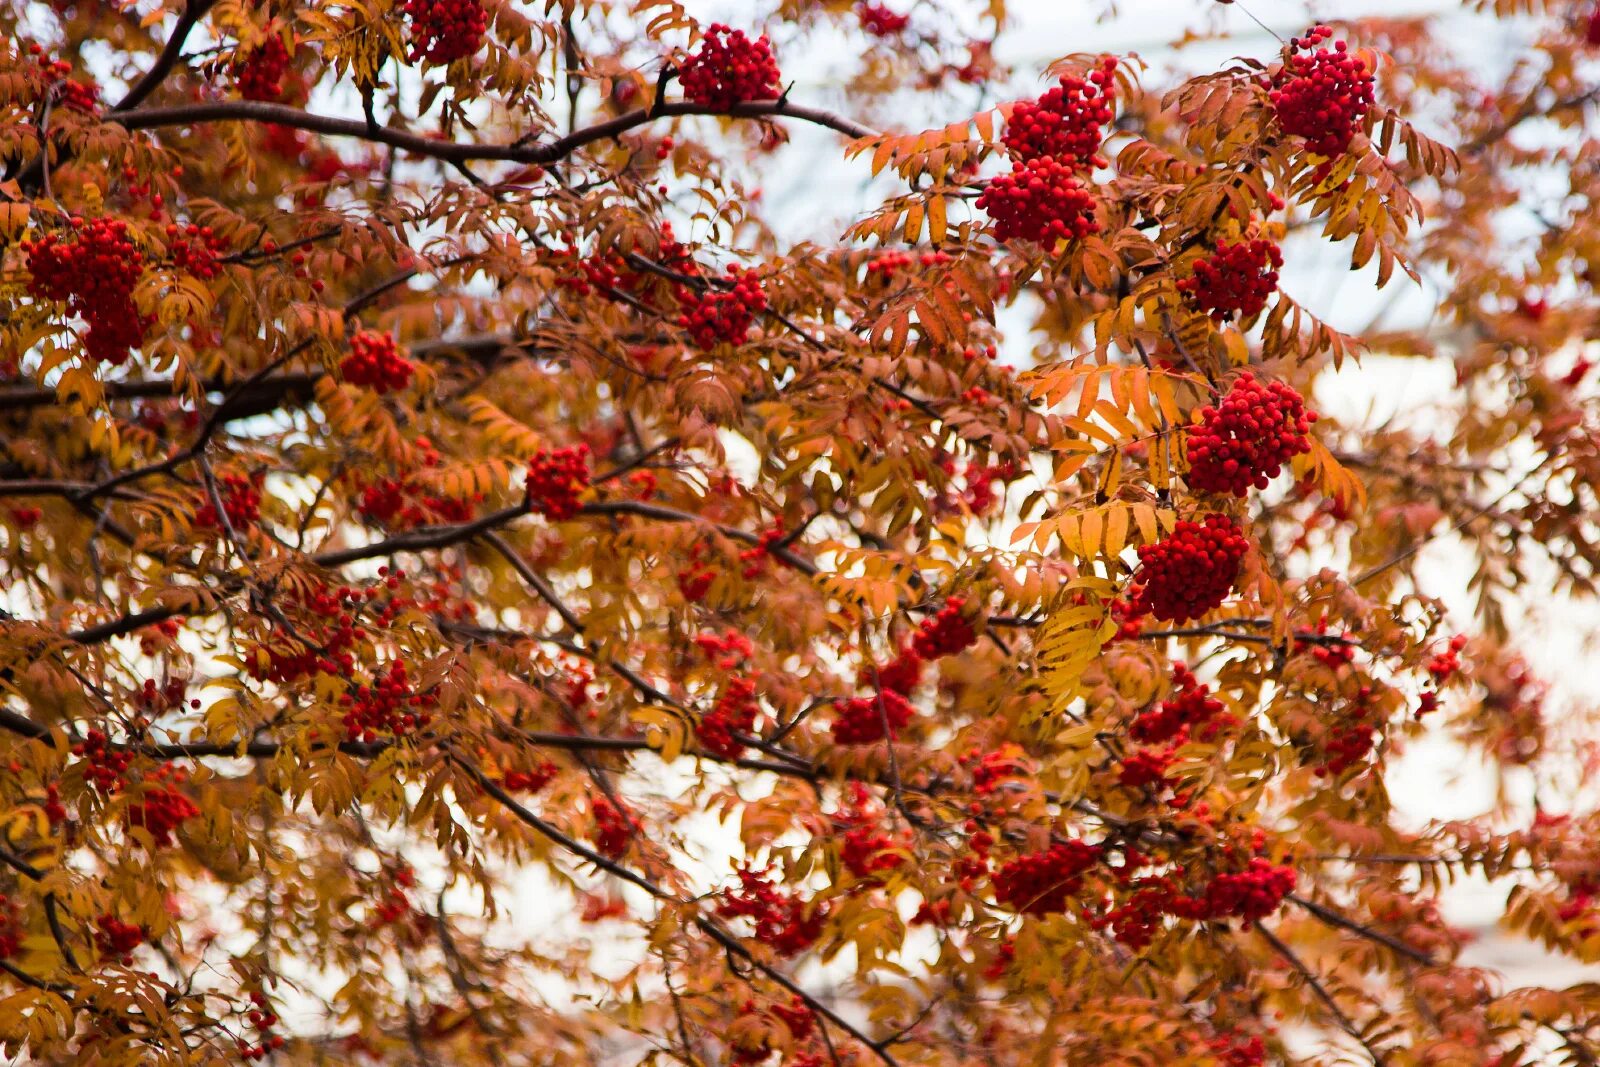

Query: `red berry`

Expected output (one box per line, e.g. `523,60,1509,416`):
23,217,151,365
525,445,592,520
234,34,291,101
857,3,911,37
340,330,415,393
677,267,766,348
1131,514,1248,622
402,0,488,64
1177,238,1283,322
977,156,1099,244
680,25,782,108
1268,26,1375,159
993,841,1100,916
1184,372,1317,496
1002,56,1118,169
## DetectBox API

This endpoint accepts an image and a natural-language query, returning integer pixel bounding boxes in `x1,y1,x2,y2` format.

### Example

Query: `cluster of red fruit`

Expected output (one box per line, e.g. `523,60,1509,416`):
238,991,285,1061
679,268,767,348
195,472,263,531
717,864,825,957
977,155,1099,245
1318,683,1379,776
1131,662,1234,744
1002,56,1118,169
341,330,415,393
28,44,99,114
1427,634,1468,682
233,34,290,101
1178,238,1284,322
912,597,977,658
359,476,476,530
736,522,786,579
967,744,1031,797
525,444,592,520
1120,744,1179,789
1209,1033,1267,1067
165,222,228,280
1097,857,1296,947
93,913,145,961
339,662,436,743
1267,26,1375,159
126,764,201,848
1184,372,1316,497
729,996,816,1065
1130,514,1249,622
677,542,718,603
992,840,1101,916
680,25,782,109
831,689,915,744
23,216,151,365
0,897,20,960
833,783,907,881
245,570,414,684
692,630,762,757
402,0,487,64
74,728,135,792
501,759,557,793
865,248,952,279
856,3,911,37
592,795,639,859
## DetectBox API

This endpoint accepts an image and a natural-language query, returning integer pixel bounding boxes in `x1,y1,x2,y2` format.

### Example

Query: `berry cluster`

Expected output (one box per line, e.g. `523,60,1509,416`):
359,476,476,530
677,543,718,603
341,330,415,393
166,223,228,280
1131,515,1248,622
911,597,977,659
402,0,487,64
967,744,1031,796
865,249,952,279
1120,744,1178,789
1184,372,1316,496
234,34,290,101
1131,662,1233,743
1427,634,1468,682
1198,858,1298,923
1097,857,1296,947
992,840,1101,916
698,676,760,759
680,25,782,109
679,268,767,348
94,914,144,961
1209,1033,1267,1067
1177,238,1283,322
339,662,436,743
831,689,915,744
238,991,284,1061
502,759,557,793
194,472,262,531
976,156,1099,244
525,445,592,520
0,896,20,960
592,795,638,859
729,996,816,1065
29,45,99,114
1319,684,1378,776
245,573,412,684
126,765,200,848
23,217,151,365
857,3,911,36
74,728,134,792
1002,56,1118,168
1268,26,1375,159
717,865,824,957
834,784,906,881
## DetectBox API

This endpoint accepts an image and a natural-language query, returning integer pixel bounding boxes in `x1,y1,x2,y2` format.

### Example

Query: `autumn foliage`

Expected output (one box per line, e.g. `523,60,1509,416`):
0,1,1599,1066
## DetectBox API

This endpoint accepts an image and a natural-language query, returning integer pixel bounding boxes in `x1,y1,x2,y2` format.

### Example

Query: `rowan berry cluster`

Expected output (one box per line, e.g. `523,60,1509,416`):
1209,1033,1267,1067
339,662,435,743
834,784,906,881
238,991,284,1061
126,765,200,847
0,896,20,961
1268,26,1375,159
679,268,767,348
1177,238,1283,322
245,570,416,684
1002,56,1118,168
234,34,290,101
1304,622,1356,669
680,25,782,109
592,795,639,859
525,445,592,520
1120,744,1178,789
502,760,557,793
678,544,718,602
1319,684,1378,776
1131,514,1248,622
359,476,476,529
23,216,151,365
402,0,487,64
73,729,134,792
866,250,952,280
1427,634,1468,682
1131,662,1232,743
992,840,1101,916
341,330,415,393
737,523,786,578
967,744,1031,796
194,472,262,531
1097,857,1295,946
697,628,760,760
29,45,99,113
911,597,977,659
166,223,228,280
1184,372,1316,496
976,156,1099,244
831,689,915,744
94,914,145,961
717,865,824,957
857,3,911,37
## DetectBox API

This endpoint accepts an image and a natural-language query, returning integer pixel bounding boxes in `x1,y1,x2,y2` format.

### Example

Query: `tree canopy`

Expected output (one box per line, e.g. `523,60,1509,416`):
1,0,1599,1064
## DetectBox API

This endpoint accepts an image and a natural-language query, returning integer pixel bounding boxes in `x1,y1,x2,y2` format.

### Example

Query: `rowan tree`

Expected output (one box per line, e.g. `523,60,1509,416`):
0,1,1598,1065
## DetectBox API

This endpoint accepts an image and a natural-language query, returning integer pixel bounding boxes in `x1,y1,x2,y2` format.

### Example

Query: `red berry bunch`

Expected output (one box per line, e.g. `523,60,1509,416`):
717,864,825,957
126,765,200,848
339,662,436,743
976,156,1099,244
1002,56,1118,168
992,840,1101,916
1268,26,1375,159
194,472,262,531
1185,372,1316,497
502,760,557,793
1209,1033,1267,1067
857,3,911,36
911,597,976,659
73,728,133,792
1131,662,1232,743
834,783,906,881
23,217,151,365
1119,744,1178,789
340,330,415,393
698,675,760,758
592,795,638,859
1427,634,1468,682
679,268,767,348
677,543,718,602
234,34,290,101
1177,238,1283,322
402,0,487,64
525,445,592,520
1319,684,1378,776
865,249,952,279
1194,857,1297,923
831,689,915,744
245,576,409,684
868,647,923,696
163,223,228,282
238,991,284,1061
737,522,786,578
1589,8,1600,47
28,45,100,114
358,476,476,529
1131,515,1248,622
94,914,145,961
680,25,782,109
967,744,1032,796
0,896,20,960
